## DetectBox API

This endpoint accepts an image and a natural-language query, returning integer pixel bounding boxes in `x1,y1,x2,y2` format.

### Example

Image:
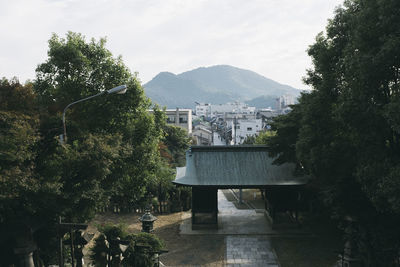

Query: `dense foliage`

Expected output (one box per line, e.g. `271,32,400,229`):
150,124,192,213
0,79,41,263
0,32,168,264
90,224,164,267
242,130,276,146
264,0,400,265
34,32,163,215
161,125,191,168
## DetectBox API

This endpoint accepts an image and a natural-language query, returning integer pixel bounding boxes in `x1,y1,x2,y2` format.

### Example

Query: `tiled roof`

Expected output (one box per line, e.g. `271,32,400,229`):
174,145,309,187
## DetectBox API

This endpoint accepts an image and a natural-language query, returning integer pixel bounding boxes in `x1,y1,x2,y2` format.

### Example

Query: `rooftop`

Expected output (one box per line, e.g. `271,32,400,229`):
174,145,309,188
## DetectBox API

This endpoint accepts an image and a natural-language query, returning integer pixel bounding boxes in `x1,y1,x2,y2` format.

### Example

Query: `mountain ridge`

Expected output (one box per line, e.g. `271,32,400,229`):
144,65,300,109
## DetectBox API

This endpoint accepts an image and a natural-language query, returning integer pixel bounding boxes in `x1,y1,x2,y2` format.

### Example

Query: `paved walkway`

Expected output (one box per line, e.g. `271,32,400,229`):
180,191,273,235
180,190,280,266
213,132,226,145
226,236,279,267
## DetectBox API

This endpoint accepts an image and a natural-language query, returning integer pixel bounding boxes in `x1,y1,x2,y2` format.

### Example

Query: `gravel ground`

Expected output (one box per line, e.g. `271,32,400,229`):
82,189,341,267
84,211,225,266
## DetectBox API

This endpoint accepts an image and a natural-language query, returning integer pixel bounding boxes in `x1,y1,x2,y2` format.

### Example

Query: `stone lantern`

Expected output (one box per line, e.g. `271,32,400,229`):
337,216,361,267
139,209,157,233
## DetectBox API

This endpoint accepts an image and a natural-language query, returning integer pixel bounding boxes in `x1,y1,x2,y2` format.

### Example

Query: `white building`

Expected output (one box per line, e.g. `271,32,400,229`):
257,108,279,130
195,103,211,117
231,119,263,145
211,102,256,117
166,108,192,134
192,126,213,146
149,108,192,134
276,94,297,110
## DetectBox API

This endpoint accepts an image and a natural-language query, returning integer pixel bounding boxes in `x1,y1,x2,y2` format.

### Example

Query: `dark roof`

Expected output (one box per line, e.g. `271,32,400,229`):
173,145,309,187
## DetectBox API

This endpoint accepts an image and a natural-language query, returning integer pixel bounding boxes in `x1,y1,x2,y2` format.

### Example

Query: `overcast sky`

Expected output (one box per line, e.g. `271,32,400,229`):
0,0,343,89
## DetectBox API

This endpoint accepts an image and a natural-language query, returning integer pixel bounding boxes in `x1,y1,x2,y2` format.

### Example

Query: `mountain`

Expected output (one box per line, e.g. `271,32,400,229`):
144,65,300,109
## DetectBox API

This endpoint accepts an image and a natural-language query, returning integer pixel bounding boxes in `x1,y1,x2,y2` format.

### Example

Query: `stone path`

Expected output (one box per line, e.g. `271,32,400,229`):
213,132,226,145
221,189,279,266
180,190,280,266
180,191,273,235
226,236,279,267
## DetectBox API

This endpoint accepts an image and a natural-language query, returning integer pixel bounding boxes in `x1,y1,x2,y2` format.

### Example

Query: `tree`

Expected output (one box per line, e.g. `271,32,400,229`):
242,131,276,146
264,0,400,265
161,125,191,168
0,79,41,264
255,130,276,145
0,32,164,264
34,32,163,213
146,115,192,213
90,224,165,267
242,135,257,144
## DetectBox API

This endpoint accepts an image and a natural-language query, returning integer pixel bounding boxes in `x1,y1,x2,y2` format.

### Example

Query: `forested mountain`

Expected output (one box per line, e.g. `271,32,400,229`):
144,65,300,108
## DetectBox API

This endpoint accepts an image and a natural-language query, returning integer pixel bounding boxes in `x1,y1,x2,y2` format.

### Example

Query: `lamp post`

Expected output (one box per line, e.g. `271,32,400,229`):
61,85,127,144
57,85,127,266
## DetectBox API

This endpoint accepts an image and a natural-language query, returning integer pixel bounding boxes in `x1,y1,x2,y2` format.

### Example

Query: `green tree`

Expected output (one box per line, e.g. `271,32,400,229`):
34,32,163,213
90,224,165,267
242,135,257,144
161,125,191,168
0,32,164,264
266,1,400,265
242,131,276,145
0,79,41,263
255,130,276,145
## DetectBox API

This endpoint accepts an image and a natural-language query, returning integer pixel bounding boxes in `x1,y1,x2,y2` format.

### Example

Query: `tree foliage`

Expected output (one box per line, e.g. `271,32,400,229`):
90,224,164,267
161,124,191,168
0,79,40,224
264,0,400,265
242,131,276,146
0,32,166,264
150,122,192,213
33,32,163,216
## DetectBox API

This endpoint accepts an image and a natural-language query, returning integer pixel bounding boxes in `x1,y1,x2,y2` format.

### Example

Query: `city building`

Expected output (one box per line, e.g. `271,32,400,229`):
276,94,297,110
165,108,192,134
192,125,213,146
195,103,211,118
231,118,263,145
149,108,192,134
210,102,256,118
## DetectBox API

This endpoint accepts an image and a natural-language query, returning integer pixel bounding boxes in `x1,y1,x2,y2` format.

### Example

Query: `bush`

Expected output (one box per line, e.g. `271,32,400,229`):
90,224,165,267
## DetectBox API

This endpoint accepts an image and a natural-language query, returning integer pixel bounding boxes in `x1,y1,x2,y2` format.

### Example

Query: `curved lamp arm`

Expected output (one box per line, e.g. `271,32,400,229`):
61,85,127,144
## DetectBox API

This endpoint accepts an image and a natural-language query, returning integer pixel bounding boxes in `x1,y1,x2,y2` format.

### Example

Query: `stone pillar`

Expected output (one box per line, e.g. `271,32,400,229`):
338,216,361,267
13,228,36,267
14,246,35,267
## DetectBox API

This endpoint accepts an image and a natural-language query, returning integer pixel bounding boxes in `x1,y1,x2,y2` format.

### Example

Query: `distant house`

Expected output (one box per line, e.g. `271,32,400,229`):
257,108,279,130
231,119,263,144
149,108,192,134
210,102,256,118
195,103,211,118
165,108,192,134
276,94,296,110
192,126,212,146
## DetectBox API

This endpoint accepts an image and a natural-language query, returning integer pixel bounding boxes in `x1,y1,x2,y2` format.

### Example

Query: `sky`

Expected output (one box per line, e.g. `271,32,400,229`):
0,0,344,89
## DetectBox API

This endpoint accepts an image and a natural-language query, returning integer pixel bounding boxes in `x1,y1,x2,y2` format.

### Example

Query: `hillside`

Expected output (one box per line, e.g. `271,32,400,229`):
144,65,300,109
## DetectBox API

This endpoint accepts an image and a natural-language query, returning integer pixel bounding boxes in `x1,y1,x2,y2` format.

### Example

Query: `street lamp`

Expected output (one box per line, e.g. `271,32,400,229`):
61,85,127,144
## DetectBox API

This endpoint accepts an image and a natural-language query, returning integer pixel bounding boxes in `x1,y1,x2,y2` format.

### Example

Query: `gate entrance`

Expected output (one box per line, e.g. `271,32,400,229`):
173,146,309,229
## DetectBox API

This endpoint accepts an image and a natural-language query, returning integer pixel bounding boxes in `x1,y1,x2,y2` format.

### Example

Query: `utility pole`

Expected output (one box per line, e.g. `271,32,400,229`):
234,117,237,145
233,116,243,204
